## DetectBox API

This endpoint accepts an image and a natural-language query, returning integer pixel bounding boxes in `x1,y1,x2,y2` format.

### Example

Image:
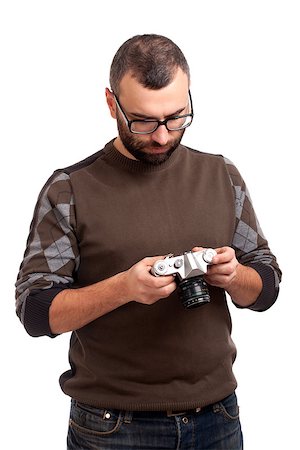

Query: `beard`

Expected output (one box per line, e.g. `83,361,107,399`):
116,114,185,165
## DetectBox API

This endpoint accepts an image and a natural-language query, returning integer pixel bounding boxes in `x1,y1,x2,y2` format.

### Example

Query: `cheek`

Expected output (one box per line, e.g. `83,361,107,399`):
135,134,153,148
167,129,185,143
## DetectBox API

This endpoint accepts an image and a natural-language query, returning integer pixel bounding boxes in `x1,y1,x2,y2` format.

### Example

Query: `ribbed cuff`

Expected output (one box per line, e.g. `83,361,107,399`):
235,263,279,312
24,286,70,337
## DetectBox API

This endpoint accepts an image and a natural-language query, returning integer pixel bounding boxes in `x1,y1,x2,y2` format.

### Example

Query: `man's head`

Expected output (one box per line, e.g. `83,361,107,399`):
106,34,192,165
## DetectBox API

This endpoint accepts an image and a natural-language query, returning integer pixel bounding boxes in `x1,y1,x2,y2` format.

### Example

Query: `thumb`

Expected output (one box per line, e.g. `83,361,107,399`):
143,255,165,267
192,246,204,252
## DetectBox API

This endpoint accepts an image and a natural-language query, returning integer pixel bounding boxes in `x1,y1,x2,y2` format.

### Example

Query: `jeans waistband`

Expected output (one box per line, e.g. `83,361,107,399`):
73,393,234,423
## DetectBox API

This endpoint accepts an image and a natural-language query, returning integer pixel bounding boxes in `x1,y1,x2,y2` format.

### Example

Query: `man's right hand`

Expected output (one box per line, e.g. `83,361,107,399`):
50,255,177,334
123,256,177,305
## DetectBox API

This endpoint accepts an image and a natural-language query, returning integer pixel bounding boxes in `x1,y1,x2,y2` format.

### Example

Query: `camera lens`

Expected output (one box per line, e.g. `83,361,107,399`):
178,276,210,309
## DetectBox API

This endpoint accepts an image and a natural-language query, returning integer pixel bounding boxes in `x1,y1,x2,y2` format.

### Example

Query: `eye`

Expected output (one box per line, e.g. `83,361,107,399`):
131,120,158,133
167,115,193,130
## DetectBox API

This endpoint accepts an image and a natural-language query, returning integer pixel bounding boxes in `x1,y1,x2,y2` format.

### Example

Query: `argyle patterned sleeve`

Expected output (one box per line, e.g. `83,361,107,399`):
15,171,79,337
223,157,282,311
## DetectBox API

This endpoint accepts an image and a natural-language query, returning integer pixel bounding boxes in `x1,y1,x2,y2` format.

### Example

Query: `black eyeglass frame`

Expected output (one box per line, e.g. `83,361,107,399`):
113,90,194,135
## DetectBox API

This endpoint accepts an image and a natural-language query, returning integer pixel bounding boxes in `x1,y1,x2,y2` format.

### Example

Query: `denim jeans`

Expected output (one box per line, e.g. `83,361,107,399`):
67,392,243,449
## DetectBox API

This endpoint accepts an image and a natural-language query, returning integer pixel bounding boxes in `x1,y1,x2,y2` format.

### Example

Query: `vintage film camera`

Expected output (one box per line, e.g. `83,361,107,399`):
151,248,216,309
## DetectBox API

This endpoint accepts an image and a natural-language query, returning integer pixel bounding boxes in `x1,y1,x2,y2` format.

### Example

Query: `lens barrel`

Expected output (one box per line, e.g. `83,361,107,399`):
178,276,210,309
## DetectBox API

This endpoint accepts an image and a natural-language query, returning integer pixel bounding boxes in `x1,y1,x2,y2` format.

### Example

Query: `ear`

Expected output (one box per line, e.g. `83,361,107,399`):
105,87,117,119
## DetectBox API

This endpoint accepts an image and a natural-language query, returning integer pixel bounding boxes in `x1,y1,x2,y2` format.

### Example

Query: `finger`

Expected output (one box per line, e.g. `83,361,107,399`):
157,280,177,298
205,272,236,286
146,274,176,288
207,263,234,276
212,247,235,264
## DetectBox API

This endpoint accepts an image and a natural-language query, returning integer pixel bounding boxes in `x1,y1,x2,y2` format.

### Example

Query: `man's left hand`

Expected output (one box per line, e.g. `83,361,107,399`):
192,246,239,290
206,246,239,289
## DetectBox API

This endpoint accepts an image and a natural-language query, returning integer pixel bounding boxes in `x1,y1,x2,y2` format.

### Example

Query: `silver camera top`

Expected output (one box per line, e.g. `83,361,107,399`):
151,248,216,280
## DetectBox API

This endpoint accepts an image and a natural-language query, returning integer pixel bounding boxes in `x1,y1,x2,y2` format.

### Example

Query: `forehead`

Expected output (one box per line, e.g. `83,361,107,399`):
118,68,189,117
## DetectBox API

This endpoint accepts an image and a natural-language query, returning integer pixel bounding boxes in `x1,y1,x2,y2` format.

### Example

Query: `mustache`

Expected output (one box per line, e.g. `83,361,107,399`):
139,140,168,149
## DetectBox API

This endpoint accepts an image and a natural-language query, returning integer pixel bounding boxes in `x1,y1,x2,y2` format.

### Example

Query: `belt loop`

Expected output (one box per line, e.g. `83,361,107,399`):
124,410,133,424
213,403,221,413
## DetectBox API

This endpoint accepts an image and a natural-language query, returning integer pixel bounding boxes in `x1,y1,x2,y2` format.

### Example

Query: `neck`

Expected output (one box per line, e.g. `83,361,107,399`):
113,137,137,160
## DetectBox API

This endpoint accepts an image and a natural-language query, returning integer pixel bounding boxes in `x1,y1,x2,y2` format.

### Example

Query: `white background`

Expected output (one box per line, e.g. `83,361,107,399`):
1,1,299,449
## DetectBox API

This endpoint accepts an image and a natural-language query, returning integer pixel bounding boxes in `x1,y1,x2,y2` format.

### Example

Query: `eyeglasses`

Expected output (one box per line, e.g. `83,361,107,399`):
113,90,194,135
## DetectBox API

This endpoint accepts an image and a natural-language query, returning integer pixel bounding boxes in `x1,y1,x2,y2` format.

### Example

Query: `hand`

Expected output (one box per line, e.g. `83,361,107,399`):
123,256,177,305
192,246,239,290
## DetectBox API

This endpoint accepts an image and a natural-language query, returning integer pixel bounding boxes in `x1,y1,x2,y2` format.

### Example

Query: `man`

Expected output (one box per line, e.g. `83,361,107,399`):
16,34,281,449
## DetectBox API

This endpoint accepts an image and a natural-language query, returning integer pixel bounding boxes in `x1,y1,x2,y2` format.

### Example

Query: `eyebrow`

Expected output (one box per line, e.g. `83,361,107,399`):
128,106,186,120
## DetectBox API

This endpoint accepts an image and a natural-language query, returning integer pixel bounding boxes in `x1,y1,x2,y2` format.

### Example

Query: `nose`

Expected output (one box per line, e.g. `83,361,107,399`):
151,124,169,146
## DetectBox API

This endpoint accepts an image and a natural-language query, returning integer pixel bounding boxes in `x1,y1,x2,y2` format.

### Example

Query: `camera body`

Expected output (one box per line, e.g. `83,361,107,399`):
151,248,216,309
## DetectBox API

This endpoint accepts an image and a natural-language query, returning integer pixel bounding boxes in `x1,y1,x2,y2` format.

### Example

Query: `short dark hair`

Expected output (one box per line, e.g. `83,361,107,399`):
109,34,190,95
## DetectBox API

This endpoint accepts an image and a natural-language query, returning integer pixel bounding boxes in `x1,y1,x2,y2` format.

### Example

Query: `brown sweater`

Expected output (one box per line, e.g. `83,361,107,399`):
15,140,281,410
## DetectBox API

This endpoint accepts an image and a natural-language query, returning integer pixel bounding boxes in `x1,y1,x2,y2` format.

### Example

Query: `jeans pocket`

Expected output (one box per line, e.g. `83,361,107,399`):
69,401,123,437
213,392,240,422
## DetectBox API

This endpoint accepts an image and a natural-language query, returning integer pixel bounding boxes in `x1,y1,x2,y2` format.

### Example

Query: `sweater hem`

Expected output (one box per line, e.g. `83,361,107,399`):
63,384,238,412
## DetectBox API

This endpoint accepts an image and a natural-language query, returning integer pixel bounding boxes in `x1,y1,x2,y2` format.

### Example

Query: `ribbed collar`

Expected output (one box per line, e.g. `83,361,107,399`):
101,139,182,173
